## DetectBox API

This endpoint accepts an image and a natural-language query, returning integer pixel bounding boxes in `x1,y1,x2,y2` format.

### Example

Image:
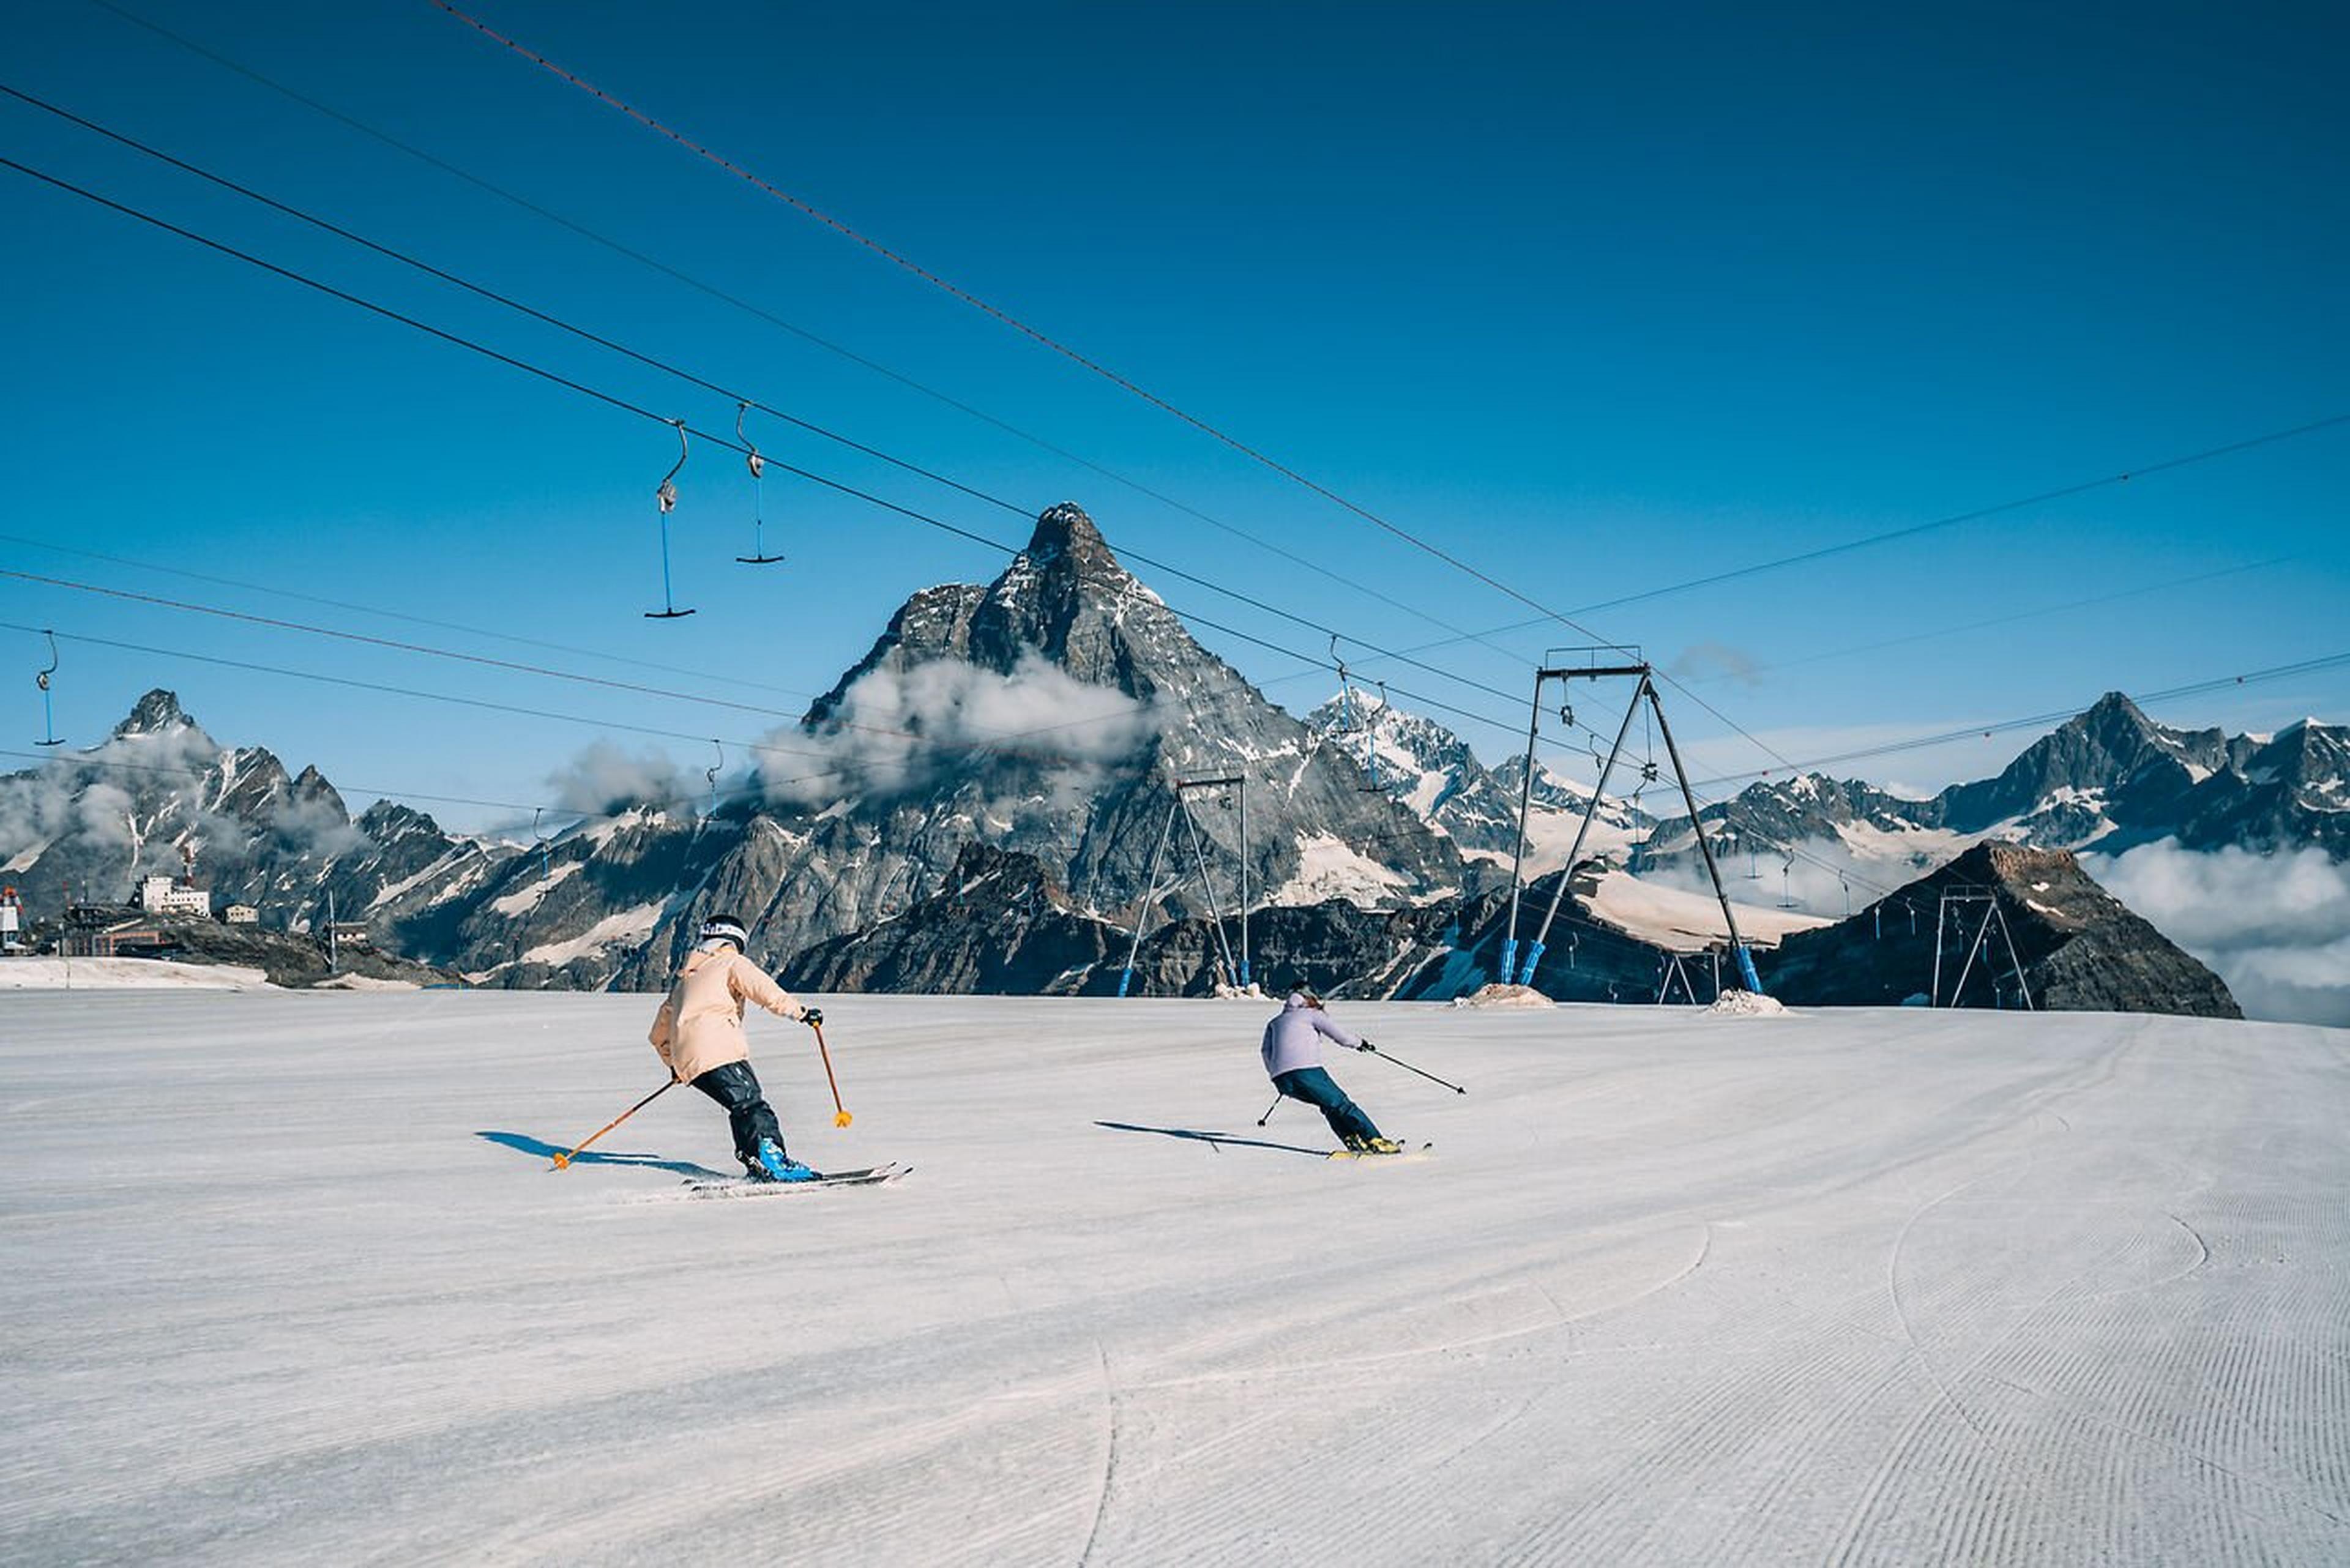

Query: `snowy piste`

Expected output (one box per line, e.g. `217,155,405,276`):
4,991,2346,1562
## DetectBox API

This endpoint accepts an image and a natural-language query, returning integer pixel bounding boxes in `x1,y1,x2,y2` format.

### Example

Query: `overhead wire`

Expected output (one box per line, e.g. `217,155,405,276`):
456,0,2338,851
62,4,1535,665
0,525,820,702
0,133,1550,722
431,0,2350,786
1687,649,2350,791
21,58,2333,925
1671,556,2299,687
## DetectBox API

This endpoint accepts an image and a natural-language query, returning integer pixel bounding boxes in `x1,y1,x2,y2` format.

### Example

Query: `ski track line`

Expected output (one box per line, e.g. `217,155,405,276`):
1075,1339,1118,1567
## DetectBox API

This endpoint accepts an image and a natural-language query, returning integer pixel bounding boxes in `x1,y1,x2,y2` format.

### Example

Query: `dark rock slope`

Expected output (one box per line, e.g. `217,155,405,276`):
1759,842,2241,1016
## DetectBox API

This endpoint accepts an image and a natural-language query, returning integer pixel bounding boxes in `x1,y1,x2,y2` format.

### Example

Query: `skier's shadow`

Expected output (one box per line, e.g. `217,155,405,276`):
1094,1120,1329,1159
475,1130,729,1179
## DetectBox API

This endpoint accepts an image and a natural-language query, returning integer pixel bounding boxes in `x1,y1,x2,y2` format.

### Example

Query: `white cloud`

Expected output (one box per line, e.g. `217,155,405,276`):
546,742,694,816
2081,840,2350,1027
761,652,1160,808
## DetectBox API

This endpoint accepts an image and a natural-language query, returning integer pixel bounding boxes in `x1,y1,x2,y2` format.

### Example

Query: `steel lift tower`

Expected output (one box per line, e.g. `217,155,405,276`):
1500,651,1764,996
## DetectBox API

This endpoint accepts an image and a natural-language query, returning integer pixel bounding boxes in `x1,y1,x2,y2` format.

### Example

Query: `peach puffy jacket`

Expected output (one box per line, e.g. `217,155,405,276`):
648,945,810,1084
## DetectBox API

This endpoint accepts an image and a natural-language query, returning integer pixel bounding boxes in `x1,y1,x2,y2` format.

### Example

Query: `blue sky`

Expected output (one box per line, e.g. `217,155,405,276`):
3,0,2345,834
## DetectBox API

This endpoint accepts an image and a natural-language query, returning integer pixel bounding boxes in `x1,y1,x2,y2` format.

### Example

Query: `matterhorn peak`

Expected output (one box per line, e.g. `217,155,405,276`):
112,689,195,739
1022,502,1128,584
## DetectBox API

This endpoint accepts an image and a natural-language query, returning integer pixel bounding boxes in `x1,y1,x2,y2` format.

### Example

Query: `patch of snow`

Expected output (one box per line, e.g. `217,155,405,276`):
1584,870,1831,953
370,848,490,912
4,839,50,875
1707,989,1787,1017
489,860,583,917
518,902,668,968
1270,834,1411,905
0,956,274,990
1452,983,1554,1009
310,973,421,992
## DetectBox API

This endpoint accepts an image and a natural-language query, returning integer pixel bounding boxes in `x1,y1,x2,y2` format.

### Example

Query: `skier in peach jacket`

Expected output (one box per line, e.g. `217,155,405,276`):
650,914,821,1181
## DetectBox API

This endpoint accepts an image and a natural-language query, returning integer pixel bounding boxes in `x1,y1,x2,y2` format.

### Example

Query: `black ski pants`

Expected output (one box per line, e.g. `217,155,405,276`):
691,1060,786,1170
1274,1066,1383,1144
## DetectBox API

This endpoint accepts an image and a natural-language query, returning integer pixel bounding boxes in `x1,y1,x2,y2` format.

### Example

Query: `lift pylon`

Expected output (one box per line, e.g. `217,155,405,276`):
1501,652,1762,995
1117,771,1251,996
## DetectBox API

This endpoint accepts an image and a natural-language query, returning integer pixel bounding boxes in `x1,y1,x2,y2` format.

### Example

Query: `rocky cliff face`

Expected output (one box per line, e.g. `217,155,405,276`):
1759,842,2241,1017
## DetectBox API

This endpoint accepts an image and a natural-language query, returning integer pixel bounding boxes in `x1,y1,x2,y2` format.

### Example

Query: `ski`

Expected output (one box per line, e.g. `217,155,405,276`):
1326,1142,1434,1162
682,1162,910,1198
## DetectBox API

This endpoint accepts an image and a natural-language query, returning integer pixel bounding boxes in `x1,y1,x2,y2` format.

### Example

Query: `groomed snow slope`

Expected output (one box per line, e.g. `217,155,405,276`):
4,992,2345,1564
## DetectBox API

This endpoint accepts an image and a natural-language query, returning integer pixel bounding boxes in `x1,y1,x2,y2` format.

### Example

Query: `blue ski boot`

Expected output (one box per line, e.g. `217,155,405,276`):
755,1137,819,1183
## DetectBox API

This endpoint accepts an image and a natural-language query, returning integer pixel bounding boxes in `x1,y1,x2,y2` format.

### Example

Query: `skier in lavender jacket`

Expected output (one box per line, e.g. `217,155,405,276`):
1263,990,1401,1154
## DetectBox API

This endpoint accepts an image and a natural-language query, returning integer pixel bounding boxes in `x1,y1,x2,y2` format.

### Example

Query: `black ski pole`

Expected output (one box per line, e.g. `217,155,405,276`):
1358,1041,1466,1095
1256,1094,1282,1127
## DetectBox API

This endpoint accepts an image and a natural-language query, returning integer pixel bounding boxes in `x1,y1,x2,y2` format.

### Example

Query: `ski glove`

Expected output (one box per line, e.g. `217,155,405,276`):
801,1007,824,1028
1357,1040,1378,1053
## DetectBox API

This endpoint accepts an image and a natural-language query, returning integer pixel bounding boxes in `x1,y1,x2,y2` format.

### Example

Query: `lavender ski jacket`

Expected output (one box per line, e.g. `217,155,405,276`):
1261,993,1363,1077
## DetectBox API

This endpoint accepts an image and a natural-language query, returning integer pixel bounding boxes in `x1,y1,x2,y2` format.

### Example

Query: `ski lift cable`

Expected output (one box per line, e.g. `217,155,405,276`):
430,1,2350,751
4,74,1534,668
0,651,1186,836
0,524,815,701
9,619,1220,794
19,138,2315,871
35,69,2341,837
1687,648,2350,791
0,147,1552,724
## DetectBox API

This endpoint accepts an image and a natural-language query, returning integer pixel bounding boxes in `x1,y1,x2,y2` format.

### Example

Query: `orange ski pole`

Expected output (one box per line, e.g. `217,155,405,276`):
811,1020,852,1127
550,1080,673,1170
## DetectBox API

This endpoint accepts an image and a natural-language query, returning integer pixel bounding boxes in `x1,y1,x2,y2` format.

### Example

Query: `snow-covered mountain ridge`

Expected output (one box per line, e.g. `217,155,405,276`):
5,507,2337,1007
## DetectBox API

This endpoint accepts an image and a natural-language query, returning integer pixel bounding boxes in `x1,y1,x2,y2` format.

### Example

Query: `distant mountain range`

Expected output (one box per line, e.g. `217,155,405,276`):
3,502,2337,1013
1632,692,2350,896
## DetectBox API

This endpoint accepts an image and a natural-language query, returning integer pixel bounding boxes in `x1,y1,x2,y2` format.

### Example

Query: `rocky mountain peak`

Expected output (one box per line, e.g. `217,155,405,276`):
113,689,195,739
1024,502,1121,578
2081,690,2152,730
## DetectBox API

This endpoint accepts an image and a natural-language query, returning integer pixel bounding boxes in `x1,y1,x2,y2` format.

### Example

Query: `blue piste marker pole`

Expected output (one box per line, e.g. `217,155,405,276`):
1498,938,1518,988
1517,940,1545,987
